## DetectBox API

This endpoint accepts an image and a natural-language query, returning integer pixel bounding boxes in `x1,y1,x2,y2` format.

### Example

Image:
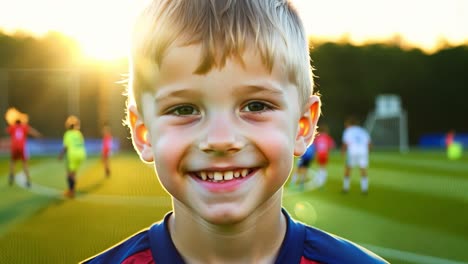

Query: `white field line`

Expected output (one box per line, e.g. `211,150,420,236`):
369,167,468,202
371,154,467,173
14,172,171,207
283,189,468,264
363,244,468,264
10,173,468,264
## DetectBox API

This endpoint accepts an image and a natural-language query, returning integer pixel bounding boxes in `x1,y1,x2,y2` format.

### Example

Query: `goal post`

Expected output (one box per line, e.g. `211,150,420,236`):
364,94,409,153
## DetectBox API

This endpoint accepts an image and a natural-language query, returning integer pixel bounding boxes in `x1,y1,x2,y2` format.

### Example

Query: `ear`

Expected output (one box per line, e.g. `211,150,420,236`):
294,95,321,156
128,105,154,163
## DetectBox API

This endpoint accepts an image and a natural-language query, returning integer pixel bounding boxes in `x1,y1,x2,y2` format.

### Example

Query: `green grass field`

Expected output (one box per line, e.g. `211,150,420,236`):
0,150,467,264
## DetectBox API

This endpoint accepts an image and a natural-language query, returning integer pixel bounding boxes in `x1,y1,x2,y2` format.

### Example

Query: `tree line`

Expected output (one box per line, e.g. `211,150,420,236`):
1,30,467,145
311,42,468,143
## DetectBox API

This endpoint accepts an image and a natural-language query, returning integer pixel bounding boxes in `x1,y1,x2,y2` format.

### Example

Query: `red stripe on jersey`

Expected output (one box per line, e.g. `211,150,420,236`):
300,256,321,264
102,134,112,151
122,249,155,264
8,124,28,149
314,134,334,155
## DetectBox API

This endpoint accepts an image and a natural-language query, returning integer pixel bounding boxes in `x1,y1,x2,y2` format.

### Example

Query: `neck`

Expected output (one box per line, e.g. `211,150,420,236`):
169,190,287,264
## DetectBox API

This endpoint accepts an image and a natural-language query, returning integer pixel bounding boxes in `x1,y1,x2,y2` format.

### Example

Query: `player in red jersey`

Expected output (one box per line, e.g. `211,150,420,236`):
445,129,455,147
314,124,335,187
5,109,41,187
101,124,113,177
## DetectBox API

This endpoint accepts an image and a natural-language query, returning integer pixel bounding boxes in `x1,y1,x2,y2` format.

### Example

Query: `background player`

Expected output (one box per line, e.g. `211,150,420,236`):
58,115,86,198
342,115,371,194
4,108,41,187
289,143,315,190
101,124,112,177
314,123,335,187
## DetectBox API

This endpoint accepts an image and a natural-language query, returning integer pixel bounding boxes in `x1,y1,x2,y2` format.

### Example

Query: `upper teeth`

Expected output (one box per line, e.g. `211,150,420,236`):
195,169,250,181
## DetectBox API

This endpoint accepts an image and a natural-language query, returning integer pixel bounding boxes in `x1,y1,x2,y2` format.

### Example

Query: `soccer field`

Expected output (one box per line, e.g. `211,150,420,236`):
0,151,466,264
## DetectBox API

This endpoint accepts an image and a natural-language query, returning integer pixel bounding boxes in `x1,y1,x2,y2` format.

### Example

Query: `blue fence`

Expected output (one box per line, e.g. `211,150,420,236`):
0,138,120,156
418,133,468,149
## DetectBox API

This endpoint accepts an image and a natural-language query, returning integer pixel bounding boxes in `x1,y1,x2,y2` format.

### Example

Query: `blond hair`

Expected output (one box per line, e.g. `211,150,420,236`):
65,115,81,130
128,0,314,111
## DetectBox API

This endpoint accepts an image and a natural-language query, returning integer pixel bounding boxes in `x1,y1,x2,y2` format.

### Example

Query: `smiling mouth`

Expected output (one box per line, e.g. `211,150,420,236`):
190,168,256,182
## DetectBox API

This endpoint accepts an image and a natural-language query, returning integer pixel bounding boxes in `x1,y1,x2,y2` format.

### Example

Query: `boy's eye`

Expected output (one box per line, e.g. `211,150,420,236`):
169,105,199,116
242,101,270,112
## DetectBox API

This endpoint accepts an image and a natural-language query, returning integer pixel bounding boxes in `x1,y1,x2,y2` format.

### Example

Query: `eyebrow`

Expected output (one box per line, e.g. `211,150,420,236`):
233,83,285,97
154,82,285,103
154,87,202,104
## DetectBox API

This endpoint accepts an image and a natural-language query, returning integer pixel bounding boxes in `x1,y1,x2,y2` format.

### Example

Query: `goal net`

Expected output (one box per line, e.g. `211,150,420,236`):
364,94,409,152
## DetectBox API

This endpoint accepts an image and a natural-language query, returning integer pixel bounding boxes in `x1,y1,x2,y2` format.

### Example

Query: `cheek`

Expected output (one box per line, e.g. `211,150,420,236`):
150,126,192,188
253,121,295,181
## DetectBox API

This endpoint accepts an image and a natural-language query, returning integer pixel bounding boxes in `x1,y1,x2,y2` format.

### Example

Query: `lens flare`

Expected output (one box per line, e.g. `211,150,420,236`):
294,201,317,224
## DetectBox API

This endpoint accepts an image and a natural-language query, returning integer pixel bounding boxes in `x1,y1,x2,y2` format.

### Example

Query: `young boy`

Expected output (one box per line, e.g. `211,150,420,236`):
58,115,86,198
82,0,387,263
314,124,335,187
5,108,41,187
341,116,371,194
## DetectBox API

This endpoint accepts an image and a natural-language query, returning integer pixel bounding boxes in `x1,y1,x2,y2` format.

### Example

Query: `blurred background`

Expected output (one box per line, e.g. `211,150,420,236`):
0,0,467,263
0,0,467,149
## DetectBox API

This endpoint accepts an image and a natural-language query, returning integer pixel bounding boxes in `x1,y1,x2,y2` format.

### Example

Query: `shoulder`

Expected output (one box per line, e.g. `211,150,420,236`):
63,131,72,140
342,128,352,138
72,130,82,135
322,134,333,142
301,224,388,264
343,127,353,134
81,229,153,264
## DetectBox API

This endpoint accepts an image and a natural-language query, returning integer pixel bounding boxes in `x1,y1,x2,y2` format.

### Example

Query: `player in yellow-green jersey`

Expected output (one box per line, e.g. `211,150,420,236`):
58,115,86,198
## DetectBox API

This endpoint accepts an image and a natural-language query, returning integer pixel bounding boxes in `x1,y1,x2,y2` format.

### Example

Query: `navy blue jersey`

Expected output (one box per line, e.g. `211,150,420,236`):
81,209,387,264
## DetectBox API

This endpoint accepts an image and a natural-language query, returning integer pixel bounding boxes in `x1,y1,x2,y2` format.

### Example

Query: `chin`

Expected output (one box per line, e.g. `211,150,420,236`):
202,207,249,225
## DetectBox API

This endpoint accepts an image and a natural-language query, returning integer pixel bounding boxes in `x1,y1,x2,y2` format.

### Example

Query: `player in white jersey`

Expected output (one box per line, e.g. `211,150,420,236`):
341,116,371,194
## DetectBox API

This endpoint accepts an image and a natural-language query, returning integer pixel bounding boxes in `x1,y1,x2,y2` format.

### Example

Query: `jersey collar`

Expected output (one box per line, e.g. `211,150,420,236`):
148,208,305,263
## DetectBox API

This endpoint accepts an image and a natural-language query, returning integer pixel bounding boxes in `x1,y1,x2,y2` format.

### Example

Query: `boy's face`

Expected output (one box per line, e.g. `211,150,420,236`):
133,44,317,224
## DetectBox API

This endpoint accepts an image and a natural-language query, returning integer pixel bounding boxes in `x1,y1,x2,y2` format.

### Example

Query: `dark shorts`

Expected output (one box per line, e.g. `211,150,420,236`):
298,157,313,168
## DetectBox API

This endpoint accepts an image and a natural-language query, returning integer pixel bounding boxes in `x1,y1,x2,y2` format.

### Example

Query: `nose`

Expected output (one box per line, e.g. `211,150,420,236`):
198,113,245,155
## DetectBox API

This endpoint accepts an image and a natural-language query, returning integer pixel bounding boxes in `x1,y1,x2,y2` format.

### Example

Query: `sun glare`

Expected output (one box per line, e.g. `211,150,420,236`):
64,0,148,61
1,0,467,60
75,29,131,61
293,0,468,53
0,0,149,61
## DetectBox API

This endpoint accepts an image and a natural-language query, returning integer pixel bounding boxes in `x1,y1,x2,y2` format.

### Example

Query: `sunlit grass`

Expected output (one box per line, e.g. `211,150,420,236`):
0,150,467,263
